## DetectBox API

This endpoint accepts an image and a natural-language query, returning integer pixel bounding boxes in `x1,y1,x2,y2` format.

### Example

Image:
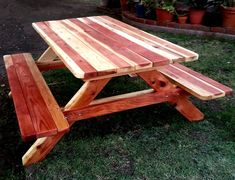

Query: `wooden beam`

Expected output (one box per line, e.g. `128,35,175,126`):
172,95,204,121
63,89,180,123
38,47,58,62
64,78,111,110
36,60,66,71
138,70,204,121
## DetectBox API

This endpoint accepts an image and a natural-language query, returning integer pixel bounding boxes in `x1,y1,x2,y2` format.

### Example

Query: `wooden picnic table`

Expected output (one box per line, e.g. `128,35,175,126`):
4,16,232,166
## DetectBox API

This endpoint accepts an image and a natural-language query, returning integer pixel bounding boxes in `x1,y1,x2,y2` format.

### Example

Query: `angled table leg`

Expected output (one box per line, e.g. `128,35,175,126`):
22,78,110,166
36,47,65,71
138,70,204,121
37,47,58,62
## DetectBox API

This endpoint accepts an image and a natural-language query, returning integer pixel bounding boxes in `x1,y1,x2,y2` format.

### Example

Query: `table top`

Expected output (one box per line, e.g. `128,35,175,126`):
33,16,198,79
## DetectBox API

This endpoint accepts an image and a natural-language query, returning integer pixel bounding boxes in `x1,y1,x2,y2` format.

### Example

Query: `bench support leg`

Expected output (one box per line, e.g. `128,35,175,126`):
138,70,204,122
172,95,204,121
22,78,110,166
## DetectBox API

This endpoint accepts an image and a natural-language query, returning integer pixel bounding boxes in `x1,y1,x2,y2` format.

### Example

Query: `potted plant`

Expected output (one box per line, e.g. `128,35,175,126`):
142,0,156,19
175,0,190,24
221,0,235,27
156,0,176,23
189,0,208,24
177,12,188,24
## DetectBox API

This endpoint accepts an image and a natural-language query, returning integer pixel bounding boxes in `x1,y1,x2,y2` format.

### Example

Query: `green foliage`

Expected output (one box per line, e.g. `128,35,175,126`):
189,0,209,9
142,0,156,11
223,0,235,6
156,0,176,13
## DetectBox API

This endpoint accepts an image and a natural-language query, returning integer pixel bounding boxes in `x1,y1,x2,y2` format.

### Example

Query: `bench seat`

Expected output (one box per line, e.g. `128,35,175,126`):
4,53,69,141
159,63,233,100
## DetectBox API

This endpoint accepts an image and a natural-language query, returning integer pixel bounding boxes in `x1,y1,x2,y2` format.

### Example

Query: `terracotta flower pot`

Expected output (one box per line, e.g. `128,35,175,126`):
120,0,127,10
189,9,205,24
178,16,188,24
156,8,174,23
221,6,235,28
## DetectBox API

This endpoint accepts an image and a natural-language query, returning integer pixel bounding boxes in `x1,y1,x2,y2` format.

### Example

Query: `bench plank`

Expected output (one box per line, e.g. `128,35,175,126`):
4,56,36,140
4,53,69,141
159,63,233,100
24,54,69,132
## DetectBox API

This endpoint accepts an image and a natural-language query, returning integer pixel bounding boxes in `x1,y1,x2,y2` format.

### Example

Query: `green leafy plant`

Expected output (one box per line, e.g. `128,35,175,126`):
156,0,176,13
223,0,235,6
189,0,209,9
141,0,156,16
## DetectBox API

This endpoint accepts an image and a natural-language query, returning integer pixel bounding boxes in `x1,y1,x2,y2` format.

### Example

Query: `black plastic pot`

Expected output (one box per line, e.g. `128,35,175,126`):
136,4,145,18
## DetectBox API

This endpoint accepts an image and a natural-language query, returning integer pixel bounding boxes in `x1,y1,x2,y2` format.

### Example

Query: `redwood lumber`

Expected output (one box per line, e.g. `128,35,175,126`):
63,89,180,123
159,63,233,100
36,60,66,71
37,47,58,62
4,53,69,141
22,78,109,166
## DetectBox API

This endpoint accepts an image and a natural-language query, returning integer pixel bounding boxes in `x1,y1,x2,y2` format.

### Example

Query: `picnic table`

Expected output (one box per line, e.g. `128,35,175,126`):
4,16,232,166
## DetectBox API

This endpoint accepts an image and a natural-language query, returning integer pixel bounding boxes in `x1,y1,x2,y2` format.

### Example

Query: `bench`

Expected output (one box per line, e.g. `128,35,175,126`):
4,53,69,141
159,63,233,100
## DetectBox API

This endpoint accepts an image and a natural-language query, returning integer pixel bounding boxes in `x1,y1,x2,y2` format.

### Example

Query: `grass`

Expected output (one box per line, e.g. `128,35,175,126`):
1,32,235,179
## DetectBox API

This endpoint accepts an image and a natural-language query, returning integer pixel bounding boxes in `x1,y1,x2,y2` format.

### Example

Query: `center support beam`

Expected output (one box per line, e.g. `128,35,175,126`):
64,88,182,123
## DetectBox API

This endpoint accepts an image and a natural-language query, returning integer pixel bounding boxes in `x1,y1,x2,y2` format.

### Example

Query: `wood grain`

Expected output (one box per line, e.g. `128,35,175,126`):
159,63,233,100
100,16,199,61
4,53,69,140
11,54,58,138
38,47,58,62
4,55,36,141
22,78,109,166
32,16,199,79
24,53,69,133
63,89,179,122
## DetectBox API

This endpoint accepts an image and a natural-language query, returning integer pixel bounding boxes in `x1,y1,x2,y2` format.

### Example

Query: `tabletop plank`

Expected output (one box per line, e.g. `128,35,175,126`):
33,16,199,79
100,16,199,62
64,19,153,68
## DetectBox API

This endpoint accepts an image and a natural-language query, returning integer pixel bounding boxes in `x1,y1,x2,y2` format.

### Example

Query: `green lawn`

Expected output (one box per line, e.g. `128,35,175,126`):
1,32,235,179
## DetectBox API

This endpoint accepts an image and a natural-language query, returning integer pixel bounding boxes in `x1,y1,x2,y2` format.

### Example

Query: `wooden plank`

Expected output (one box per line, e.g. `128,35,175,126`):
95,16,186,61
159,64,229,100
11,54,58,138
90,16,182,61
63,89,179,122
101,16,198,61
24,53,69,133
4,55,36,141
66,19,153,69
59,21,133,73
36,60,66,71
38,47,58,62
47,21,118,74
138,70,175,92
33,22,96,78
137,69,204,121
173,95,204,121
64,78,111,110
23,78,109,166
77,18,170,67
172,63,233,95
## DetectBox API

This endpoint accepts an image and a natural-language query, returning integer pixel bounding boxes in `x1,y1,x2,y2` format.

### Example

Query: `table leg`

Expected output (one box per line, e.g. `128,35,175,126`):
37,47,58,62
22,78,110,166
138,70,204,121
